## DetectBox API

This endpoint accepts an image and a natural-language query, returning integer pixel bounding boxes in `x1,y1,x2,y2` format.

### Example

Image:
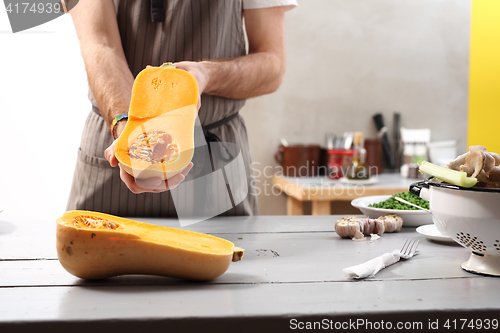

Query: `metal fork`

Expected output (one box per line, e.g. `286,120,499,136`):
399,239,419,259
342,238,420,279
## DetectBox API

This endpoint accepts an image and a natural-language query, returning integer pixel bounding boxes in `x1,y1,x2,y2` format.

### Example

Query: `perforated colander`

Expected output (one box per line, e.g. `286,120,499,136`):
410,180,500,276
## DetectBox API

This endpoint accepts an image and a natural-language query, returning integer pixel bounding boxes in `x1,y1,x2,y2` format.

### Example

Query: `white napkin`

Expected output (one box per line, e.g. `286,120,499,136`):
342,249,401,279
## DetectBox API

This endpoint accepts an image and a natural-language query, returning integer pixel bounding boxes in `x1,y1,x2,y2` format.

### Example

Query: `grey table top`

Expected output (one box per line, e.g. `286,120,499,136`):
1,214,499,333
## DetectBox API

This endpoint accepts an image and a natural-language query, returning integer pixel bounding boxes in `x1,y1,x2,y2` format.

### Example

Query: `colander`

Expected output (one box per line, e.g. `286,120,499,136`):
410,180,500,276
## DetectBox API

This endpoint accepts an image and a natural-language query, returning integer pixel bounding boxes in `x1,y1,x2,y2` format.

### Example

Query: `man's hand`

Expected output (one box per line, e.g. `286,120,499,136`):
104,138,193,194
173,61,209,96
72,1,197,195
150,62,205,111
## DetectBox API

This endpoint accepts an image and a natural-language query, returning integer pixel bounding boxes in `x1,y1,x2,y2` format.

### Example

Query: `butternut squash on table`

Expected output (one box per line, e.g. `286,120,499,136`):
115,63,198,180
57,211,244,280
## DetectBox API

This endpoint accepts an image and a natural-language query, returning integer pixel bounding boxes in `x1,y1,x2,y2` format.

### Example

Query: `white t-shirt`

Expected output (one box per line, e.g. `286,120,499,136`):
243,0,298,11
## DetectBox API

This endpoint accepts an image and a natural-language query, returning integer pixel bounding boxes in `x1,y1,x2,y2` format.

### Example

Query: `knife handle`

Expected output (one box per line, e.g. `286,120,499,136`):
373,113,395,169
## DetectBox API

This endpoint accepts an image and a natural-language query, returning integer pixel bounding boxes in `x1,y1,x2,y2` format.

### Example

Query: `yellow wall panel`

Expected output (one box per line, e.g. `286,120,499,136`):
469,0,500,152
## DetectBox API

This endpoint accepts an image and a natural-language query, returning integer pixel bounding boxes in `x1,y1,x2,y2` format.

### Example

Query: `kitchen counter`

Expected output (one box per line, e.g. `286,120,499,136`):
1,214,499,332
272,173,420,215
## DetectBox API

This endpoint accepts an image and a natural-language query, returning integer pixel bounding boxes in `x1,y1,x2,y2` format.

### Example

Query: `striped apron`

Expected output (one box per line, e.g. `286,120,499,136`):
67,0,258,217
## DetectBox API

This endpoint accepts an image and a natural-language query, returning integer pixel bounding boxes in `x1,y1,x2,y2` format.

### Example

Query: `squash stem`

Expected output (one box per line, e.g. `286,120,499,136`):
232,247,245,262
159,62,176,69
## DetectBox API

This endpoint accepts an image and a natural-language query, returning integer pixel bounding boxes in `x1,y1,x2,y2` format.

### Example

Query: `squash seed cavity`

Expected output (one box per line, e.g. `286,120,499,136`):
129,131,180,164
72,216,121,230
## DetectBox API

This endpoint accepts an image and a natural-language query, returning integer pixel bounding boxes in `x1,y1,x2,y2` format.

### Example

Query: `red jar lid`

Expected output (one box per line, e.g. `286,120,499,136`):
327,149,344,154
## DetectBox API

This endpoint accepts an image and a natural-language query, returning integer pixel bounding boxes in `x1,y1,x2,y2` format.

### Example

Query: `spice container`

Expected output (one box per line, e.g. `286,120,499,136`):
327,149,344,179
345,132,370,180
341,149,353,176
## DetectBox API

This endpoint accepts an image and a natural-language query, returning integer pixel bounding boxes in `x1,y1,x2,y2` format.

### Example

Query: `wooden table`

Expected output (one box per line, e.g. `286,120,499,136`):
1,213,499,332
273,173,420,215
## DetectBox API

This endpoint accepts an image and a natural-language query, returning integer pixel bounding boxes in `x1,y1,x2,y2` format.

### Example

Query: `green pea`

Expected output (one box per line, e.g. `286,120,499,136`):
368,191,429,210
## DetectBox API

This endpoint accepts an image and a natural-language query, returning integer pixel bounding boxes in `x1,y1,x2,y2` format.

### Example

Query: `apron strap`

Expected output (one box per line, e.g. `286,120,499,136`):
202,112,240,132
202,112,240,162
151,0,166,22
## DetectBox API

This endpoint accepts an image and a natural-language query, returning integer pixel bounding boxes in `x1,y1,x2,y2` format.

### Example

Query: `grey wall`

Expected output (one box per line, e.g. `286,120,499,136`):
240,0,470,215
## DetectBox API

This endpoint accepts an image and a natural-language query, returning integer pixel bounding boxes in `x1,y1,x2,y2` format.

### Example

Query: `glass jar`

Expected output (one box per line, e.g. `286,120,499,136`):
341,149,354,177
327,149,344,179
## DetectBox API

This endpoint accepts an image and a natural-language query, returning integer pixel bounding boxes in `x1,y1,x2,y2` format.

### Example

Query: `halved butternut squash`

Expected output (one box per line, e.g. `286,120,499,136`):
115,63,198,180
56,211,244,280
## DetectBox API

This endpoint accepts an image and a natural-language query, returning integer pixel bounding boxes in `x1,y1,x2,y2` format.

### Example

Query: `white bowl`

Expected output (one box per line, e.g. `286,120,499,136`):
351,195,432,227
411,180,500,277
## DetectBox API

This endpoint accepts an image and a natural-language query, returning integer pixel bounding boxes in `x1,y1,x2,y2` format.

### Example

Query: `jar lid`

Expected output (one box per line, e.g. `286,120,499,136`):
327,149,344,154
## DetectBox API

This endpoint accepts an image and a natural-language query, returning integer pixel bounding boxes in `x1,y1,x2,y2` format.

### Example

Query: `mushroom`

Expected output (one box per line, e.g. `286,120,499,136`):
491,152,500,166
489,166,500,183
476,170,490,183
459,147,482,177
447,145,500,185
447,152,468,170
483,150,495,174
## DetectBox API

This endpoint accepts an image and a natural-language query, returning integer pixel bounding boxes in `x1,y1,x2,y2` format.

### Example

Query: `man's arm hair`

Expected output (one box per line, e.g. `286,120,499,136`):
71,0,134,130
197,7,287,100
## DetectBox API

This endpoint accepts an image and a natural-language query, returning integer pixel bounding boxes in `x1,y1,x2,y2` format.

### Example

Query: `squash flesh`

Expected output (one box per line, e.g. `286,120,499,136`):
114,64,199,180
56,211,242,280
115,106,196,180
128,67,198,119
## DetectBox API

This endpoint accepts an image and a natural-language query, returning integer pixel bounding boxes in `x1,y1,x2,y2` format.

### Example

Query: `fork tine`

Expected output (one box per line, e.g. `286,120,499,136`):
399,239,419,259
400,239,410,255
409,239,419,257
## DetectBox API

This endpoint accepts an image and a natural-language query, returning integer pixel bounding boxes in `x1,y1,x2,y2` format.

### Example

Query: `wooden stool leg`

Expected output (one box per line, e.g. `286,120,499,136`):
287,196,304,215
312,201,331,215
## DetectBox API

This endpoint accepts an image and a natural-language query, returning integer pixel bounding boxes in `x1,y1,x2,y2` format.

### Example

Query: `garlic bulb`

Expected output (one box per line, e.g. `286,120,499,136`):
335,214,403,240
335,217,362,239
377,214,403,233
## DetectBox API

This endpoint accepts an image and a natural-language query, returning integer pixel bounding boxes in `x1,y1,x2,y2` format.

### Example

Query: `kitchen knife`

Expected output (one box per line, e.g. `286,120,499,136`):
373,113,395,170
393,112,401,169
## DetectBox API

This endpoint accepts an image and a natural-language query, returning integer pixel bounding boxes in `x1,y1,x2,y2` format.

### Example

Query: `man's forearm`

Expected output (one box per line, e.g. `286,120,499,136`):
71,0,133,133
82,44,134,127
202,51,285,100
197,7,286,101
